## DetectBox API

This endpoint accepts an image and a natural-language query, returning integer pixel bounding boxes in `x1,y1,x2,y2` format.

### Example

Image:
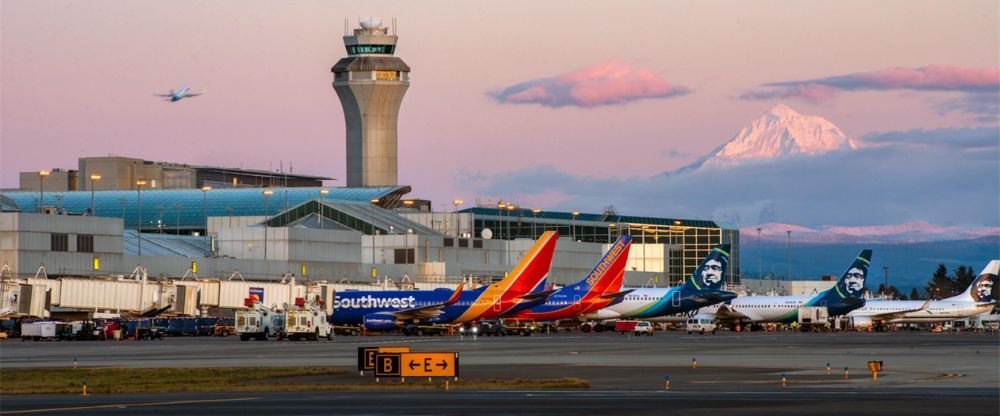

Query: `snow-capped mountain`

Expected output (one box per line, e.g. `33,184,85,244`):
742,221,1000,244
672,104,858,174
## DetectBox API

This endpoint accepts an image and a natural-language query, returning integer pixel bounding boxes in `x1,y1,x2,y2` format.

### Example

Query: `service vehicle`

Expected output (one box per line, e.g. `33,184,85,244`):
615,320,653,335
686,317,717,334
284,298,333,341
236,300,285,341
21,321,71,341
401,323,449,336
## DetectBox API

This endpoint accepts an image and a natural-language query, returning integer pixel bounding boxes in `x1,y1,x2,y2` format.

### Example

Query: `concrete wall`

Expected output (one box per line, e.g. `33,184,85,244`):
0,213,124,277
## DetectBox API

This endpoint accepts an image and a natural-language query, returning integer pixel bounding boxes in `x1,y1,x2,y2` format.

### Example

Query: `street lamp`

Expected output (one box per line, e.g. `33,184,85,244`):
202,186,212,256
406,228,414,265
786,230,792,280
531,209,541,238
370,198,380,269
756,227,762,279
883,266,889,298
262,188,273,261
641,225,649,271
497,202,506,239
452,199,463,237
318,189,329,229
506,204,516,264
136,180,147,256
37,171,50,213
89,174,101,215
571,211,580,241
607,223,616,242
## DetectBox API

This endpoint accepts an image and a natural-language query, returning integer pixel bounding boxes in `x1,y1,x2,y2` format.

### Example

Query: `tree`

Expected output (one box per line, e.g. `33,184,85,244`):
925,264,956,299
909,287,920,300
953,265,976,293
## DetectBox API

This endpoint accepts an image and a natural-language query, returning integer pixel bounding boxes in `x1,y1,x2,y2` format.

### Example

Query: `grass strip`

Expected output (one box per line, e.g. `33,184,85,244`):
0,368,588,394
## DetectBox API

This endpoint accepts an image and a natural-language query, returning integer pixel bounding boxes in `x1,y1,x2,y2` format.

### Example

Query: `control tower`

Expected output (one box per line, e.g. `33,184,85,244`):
332,18,410,188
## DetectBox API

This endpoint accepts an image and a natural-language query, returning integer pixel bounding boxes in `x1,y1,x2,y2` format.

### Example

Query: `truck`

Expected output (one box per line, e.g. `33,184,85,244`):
21,321,72,341
284,298,333,341
797,306,830,331
615,320,654,336
236,300,285,341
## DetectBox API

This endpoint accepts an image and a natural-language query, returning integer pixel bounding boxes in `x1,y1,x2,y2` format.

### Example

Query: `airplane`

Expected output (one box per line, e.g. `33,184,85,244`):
154,84,205,102
699,249,873,324
579,244,738,327
502,235,633,323
330,231,559,331
845,260,999,328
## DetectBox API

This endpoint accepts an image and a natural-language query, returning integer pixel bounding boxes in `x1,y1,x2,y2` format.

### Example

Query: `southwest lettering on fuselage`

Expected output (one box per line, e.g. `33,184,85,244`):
334,295,417,309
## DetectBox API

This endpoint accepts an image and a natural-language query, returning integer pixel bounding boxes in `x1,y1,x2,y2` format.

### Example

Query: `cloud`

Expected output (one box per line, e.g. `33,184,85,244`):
457,139,999,228
489,62,690,108
861,127,1000,150
741,66,1000,121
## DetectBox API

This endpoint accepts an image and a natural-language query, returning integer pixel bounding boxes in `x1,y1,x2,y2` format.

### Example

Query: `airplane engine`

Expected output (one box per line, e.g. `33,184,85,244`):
363,314,397,331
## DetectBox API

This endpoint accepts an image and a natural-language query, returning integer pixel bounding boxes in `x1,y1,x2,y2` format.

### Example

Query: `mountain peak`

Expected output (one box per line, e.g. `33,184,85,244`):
670,105,857,174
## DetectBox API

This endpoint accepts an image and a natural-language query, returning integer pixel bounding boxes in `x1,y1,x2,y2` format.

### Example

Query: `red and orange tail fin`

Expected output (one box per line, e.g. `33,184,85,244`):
444,283,464,306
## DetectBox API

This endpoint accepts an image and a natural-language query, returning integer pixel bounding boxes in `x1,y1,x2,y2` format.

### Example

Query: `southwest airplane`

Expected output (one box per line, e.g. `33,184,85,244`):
580,244,737,324
154,84,205,102
845,260,998,327
703,249,873,323
331,231,559,330
503,235,634,321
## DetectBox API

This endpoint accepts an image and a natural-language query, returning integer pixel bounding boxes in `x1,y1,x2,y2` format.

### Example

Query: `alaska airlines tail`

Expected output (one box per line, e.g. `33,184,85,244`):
950,260,999,303
682,244,731,291
812,249,872,314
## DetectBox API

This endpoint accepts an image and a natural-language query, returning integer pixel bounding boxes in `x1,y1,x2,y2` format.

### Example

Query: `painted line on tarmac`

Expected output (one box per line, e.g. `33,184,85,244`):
0,397,260,414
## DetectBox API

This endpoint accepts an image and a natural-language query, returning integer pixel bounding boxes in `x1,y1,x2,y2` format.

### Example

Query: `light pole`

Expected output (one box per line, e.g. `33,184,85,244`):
262,188,273,261
506,204,515,264
756,227,762,279
786,230,791,280
452,199,463,237
607,223,615,242
89,174,101,215
571,211,580,241
406,228,414,265
496,202,506,239
202,186,211,256
883,266,889,297
370,198,380,270
136,180,147,256
37,171,50,213
641,225,649,272
318,189,329,229
531,209,541,238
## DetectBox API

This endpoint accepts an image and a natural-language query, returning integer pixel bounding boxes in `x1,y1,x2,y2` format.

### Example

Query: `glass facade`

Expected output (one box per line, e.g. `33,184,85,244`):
466,207,740,286
346,44,395,55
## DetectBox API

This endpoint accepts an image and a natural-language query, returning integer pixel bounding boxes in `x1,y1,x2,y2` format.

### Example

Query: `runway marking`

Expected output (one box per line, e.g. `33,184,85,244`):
0,397,260,414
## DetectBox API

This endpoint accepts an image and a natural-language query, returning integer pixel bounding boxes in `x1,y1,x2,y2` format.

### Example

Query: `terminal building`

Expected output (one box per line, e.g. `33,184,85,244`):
0,19,740,317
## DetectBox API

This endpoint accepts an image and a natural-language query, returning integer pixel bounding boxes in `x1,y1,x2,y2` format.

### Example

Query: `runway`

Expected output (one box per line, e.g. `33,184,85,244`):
2,331,998,414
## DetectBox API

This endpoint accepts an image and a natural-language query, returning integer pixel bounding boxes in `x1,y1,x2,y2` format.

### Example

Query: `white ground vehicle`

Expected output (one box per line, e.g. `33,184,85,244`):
686,317,717,334
21,321,69,341
236,303,285,341
632,321,654,336
285,304,332,341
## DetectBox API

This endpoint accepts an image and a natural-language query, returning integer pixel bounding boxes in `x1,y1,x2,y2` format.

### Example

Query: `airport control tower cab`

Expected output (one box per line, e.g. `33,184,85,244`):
332,18,410,188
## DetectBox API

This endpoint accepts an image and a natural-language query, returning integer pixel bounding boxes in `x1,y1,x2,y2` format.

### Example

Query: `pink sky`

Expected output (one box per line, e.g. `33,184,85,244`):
2,1,997,210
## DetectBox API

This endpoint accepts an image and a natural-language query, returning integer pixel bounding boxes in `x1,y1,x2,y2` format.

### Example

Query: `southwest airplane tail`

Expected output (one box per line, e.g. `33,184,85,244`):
453,231,559,322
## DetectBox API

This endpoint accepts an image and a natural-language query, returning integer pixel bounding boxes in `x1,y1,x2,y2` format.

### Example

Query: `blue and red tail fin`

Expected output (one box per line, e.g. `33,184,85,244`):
682,244,731,291
566,235,633,295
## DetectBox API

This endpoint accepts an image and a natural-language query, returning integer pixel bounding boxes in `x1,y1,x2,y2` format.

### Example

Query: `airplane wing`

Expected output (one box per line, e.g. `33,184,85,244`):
864,299,932,322
185,91,206,97
389,283,464,321
714,304,752,321
599,289,635,300
153,93,173,97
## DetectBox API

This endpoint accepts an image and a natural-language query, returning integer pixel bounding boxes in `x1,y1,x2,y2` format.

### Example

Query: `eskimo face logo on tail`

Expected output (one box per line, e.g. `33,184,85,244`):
834,251,871,299
971,273,997,302
690,246,729,290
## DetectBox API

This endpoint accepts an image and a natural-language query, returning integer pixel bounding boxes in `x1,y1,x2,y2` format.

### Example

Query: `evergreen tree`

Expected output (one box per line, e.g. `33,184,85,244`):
909,287,920,300
925,264,956,299
953,265,976,293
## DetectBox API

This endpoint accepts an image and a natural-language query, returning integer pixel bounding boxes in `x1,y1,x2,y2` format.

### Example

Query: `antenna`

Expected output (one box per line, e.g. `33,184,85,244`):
344,18,347,36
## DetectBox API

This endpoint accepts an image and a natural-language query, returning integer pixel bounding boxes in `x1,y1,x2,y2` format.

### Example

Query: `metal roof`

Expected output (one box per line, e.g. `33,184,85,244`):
332,56,411,73
123,230,210,257
1,186,409,230
461,207,721,229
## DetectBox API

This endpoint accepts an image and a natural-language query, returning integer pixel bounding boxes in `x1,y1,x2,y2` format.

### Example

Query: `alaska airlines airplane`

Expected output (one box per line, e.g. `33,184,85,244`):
704,249,873,323
331,231,559,330
845,260,998,327
581,244,737,323
154,84,205,102
503,235,633,321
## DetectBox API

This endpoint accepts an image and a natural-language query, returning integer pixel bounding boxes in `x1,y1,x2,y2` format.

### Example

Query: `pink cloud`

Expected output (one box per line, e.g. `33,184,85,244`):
491,62,689,108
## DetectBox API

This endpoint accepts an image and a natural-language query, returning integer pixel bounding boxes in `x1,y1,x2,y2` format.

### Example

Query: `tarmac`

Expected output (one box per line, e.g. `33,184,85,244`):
1,330,998,415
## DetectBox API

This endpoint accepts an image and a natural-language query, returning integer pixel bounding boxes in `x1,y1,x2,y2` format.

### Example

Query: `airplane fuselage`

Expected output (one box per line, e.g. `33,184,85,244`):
846,299,993,323
585,287,737,320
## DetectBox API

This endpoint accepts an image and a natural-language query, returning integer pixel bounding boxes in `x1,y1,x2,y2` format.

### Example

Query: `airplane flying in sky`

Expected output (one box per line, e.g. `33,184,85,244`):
845,260,999,327
154,84,205,102
330,231,559,330
503,235,633,322
700,249,873,324
580,244,737,324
